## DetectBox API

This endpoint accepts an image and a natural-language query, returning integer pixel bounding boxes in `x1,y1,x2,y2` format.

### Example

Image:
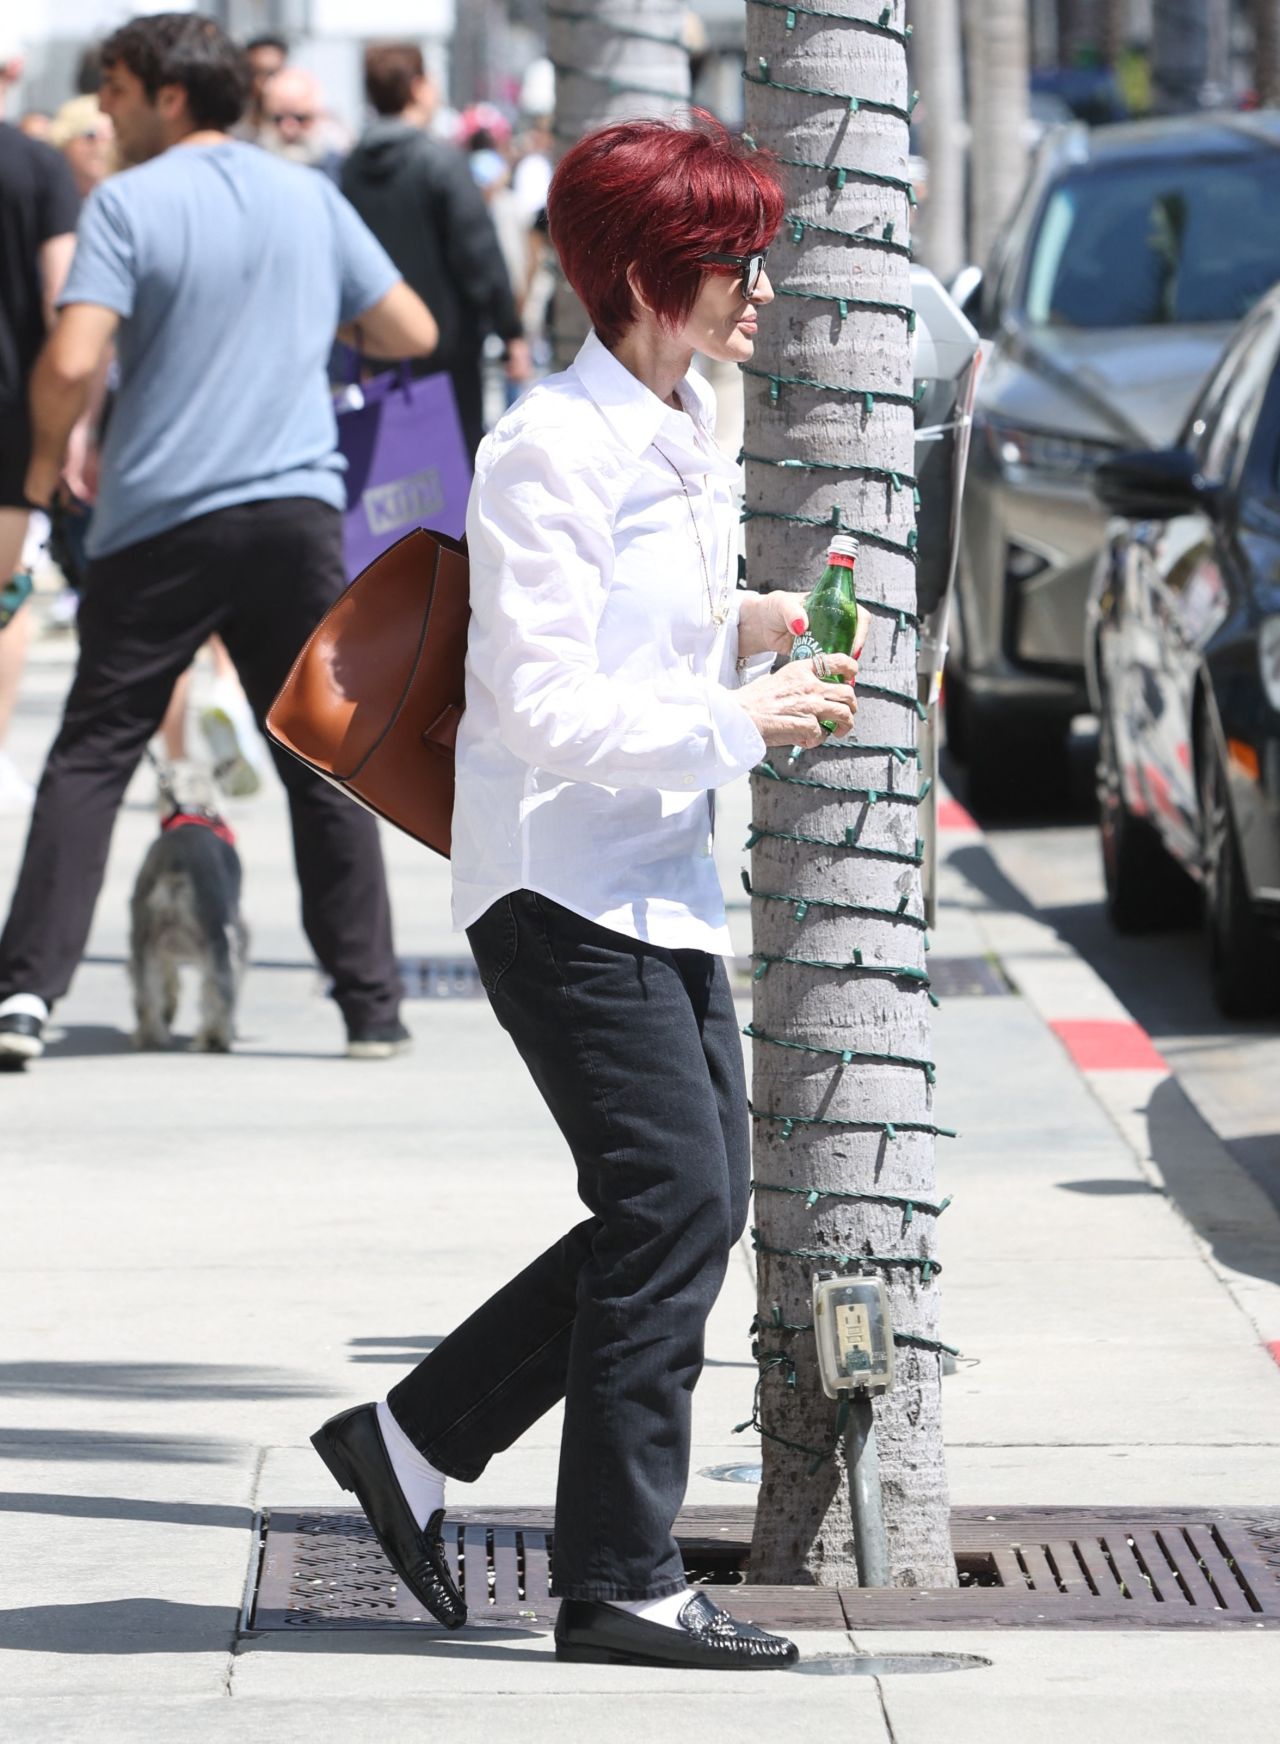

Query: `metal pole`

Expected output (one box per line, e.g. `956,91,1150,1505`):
846,1393,890,1586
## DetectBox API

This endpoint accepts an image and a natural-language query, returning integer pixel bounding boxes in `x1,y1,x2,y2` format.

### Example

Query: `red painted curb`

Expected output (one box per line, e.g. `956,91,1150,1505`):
1049,1019,1168,1073
937,797,979,833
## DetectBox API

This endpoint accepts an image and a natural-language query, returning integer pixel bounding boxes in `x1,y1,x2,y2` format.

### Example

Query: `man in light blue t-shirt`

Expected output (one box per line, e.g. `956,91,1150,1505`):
0,13,439,1067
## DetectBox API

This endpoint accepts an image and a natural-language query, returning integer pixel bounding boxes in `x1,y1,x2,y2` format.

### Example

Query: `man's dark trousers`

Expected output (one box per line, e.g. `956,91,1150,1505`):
0,496,402,1027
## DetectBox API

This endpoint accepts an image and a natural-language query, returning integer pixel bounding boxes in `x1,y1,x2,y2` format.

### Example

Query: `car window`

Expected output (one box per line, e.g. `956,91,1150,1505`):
1021,153,1280,328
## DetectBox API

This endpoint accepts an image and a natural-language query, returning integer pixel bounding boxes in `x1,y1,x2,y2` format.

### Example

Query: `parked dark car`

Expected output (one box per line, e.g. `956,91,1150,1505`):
951,111,1280,809
1087,285,1280,1016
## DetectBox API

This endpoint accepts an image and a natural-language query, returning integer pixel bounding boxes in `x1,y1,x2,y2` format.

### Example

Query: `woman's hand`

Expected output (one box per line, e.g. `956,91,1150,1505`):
737,652,860,748
737,590,872,660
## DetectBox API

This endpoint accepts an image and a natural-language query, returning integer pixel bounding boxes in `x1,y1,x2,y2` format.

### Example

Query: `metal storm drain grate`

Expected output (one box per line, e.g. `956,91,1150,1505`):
923,955,1013,999
399,956,484,999
246,1506,1280,1633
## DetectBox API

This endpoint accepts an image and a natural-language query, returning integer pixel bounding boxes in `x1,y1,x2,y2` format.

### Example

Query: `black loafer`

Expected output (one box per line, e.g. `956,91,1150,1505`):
554,1591,799,1669
310,1402,466,1630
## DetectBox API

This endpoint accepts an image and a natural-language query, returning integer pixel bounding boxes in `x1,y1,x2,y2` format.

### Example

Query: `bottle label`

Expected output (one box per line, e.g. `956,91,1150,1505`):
790,631,822,662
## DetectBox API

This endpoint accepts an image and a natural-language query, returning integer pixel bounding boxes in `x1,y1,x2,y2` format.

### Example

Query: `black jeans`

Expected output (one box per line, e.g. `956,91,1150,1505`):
0,497,401,1026
388,891,750,1601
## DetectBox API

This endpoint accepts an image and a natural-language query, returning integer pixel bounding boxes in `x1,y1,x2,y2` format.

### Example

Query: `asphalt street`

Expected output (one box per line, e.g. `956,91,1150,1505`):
951,728,1280,1221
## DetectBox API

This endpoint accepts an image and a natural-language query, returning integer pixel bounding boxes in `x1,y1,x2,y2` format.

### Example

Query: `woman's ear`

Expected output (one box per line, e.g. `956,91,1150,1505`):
624,262,654,319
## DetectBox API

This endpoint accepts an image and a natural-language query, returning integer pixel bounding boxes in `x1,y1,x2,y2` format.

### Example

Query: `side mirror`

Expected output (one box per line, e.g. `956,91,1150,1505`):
1092,447,1220,521
948,264,984,325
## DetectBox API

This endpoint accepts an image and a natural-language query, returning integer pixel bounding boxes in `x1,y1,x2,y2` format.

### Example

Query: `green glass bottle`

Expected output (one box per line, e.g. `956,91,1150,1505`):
790,535,859,730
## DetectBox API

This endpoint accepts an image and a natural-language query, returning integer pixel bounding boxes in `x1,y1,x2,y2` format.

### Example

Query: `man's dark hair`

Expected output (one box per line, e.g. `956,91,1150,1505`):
101,13,250,131
364,43,425,117
245,34,288,57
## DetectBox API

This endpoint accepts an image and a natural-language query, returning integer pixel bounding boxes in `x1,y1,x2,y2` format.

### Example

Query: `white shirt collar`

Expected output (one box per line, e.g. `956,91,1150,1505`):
571,328,718,459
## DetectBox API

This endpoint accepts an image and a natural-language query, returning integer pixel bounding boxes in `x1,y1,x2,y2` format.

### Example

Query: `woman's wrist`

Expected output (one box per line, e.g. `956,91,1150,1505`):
735,592,770,659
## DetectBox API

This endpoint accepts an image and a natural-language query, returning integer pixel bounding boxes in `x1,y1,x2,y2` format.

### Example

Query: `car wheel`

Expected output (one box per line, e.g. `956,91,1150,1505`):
1096,699,1197,934
1199,728,1280,1019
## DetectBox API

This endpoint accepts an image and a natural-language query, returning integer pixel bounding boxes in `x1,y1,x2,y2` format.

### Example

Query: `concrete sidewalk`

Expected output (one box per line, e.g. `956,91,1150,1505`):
1,637,1279,1742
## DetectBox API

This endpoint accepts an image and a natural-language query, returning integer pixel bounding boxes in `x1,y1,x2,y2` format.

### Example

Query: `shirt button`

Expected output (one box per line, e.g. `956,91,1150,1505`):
681,773,695,786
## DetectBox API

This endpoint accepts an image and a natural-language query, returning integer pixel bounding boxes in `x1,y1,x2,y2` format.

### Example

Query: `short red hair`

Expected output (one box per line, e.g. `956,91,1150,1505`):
548,112,784,348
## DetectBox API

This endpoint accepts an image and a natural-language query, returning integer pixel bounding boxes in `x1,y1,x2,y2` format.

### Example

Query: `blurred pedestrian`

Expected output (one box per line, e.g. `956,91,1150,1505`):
0,12,439,1067
260,66,344,182
49,95,116,199
18,111,52,143
237,32,287,143
341,43,531,460
0,37,79,814
511,115,553,226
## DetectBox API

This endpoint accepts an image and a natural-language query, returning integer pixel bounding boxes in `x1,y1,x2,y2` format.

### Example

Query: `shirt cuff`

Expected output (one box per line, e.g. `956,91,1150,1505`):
706,681,766,775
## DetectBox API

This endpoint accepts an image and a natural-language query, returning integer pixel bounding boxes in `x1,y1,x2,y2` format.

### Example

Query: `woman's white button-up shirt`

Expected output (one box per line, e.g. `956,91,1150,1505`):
451,330,769,957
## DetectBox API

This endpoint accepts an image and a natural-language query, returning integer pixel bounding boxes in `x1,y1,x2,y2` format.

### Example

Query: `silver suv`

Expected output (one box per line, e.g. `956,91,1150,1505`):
948,111,1280,809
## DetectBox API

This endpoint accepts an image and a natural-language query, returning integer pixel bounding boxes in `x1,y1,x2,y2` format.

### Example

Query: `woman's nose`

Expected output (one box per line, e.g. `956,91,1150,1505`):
751,269,774,306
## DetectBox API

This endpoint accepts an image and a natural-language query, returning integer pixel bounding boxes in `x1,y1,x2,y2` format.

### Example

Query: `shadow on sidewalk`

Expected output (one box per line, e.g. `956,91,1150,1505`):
0,1597,547,1657
0,1362,332,1401
0,1598,238,1653
0,1492,252,1530
0,1428,243,1463
946,841,1280,1294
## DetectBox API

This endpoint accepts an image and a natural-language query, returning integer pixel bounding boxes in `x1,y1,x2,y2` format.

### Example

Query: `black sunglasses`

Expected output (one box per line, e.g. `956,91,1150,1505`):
699,248,769,299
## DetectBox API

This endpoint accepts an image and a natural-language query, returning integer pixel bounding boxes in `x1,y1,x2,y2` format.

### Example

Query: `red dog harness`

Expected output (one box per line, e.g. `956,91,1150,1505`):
161,810,237,848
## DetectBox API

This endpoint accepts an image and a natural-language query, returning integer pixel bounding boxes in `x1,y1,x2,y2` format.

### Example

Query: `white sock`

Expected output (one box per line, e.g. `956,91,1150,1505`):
607,1587,697,1630
375,1399,447,1530
0,993,48,1021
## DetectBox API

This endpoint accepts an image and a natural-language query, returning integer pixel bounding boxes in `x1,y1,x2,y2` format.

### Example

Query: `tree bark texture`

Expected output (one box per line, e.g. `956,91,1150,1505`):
913,0,967,281
1256,0,1280,103
547,0,691,368
743,0,954,1589
965,0,1032,269
1056,0,1101,66
1151,0,1211,112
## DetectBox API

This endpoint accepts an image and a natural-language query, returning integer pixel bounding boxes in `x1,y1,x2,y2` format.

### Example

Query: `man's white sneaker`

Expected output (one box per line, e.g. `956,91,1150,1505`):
0,994,48,1066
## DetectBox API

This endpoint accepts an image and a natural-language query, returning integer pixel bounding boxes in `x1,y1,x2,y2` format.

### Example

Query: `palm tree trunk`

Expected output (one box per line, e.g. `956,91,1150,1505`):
914,0,967,282
743,0,953,1589
1256,0,1280,104
1152,0,1210,112
965,0,1032,269
547,1,691,368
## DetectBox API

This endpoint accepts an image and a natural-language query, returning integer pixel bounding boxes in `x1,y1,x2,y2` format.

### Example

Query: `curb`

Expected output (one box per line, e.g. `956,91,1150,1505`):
936,794,1280,1375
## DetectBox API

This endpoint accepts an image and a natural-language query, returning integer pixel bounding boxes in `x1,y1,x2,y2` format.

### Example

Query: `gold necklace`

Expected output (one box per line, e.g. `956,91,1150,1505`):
651,442,733,626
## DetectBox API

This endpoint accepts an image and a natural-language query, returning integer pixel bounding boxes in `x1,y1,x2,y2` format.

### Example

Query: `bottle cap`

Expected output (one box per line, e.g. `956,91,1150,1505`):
827,534,860,561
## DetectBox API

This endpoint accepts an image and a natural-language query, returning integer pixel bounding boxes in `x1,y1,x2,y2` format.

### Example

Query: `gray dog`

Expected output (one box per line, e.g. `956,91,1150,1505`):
129,763,249,1052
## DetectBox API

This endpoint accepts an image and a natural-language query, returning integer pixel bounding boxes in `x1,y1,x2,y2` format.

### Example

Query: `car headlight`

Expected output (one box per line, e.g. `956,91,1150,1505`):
1260,617,1280,712
983,419,1120,479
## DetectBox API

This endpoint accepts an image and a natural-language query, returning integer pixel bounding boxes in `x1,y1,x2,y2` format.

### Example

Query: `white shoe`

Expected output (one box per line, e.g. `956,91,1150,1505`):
0,754,35,816
200,706,261,799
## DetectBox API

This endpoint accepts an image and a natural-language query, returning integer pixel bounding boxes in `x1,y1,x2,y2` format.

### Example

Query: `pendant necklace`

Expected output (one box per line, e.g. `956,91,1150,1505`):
652,441,733,626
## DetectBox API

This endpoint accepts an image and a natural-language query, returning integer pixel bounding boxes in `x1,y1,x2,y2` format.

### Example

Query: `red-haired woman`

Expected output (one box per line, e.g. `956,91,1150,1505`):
313,116,865,1670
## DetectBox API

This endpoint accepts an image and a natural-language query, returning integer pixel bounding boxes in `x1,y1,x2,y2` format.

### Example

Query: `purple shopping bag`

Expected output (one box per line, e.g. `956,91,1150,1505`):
335,364,472,579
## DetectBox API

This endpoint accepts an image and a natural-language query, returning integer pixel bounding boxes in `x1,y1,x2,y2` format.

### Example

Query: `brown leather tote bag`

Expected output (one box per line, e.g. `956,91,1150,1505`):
266,526,468,858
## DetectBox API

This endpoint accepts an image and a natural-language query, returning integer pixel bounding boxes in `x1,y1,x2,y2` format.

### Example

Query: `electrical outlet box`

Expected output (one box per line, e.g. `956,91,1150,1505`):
812,1273,894,1397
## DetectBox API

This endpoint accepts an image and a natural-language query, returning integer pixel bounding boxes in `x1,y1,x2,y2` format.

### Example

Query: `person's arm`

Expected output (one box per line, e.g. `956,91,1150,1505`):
469,435,766,790
337,280,438,358
25,303,119,508
37,233,77,330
